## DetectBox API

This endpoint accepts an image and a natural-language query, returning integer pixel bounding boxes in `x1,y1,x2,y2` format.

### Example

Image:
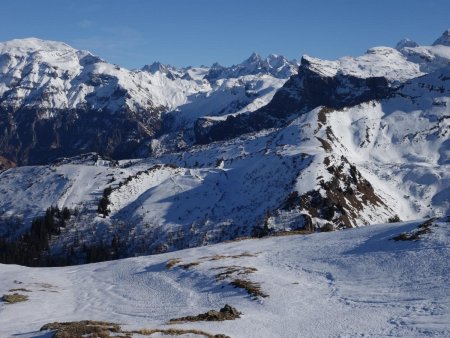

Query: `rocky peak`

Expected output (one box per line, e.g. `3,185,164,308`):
205,52,297,82
142,61,168,74
242,52,262,65
433,29,450,46
395,38,419,50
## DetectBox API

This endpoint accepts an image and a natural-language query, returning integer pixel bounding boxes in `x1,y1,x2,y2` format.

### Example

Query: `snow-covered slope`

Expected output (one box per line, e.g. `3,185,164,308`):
1,219,449,337
301,47,423,83
0,38,164,112
1,30,450,265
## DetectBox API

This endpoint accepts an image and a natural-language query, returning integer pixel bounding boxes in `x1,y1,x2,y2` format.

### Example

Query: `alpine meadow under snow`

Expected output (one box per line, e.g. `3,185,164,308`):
0,28,450,337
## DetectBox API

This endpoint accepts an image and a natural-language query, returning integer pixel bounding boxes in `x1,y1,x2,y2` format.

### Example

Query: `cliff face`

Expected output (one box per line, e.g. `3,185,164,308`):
0,106,165,165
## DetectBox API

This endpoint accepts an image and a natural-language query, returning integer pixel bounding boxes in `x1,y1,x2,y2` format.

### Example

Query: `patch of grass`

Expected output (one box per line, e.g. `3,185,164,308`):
8,288,32,292
230,278,268,299
165,258,182,269
201,252,259,261
41,321,126,338
134,328,229,338
392,218,436,241
168,304,241,324
181,261,201,269
2,293,29,304
40,320,231,338
33,282,55,289
214,265,258,281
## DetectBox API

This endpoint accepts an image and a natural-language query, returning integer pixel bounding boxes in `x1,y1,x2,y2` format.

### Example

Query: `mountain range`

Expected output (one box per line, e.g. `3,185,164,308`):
0,29,449,265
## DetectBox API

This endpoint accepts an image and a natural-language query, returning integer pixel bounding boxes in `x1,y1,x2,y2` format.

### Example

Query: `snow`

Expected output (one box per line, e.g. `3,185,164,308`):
302,47,423,82
1,219,449,337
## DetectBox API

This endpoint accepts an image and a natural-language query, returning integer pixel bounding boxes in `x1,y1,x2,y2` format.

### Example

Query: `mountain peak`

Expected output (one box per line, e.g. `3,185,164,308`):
142,61,168,74
0,37,75,54
395,38,419,50
433,29,450,46
242,52,262,65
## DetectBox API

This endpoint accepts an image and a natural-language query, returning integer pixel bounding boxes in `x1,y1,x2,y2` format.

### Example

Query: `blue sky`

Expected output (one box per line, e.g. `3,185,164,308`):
1,0,449,69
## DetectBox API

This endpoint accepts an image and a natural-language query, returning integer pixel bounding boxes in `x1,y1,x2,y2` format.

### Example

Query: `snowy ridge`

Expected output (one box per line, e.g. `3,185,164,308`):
0,38,208,113
301,47,423,82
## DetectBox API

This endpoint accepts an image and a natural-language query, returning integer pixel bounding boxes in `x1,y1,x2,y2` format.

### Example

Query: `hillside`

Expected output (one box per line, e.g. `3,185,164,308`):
1,218,449,337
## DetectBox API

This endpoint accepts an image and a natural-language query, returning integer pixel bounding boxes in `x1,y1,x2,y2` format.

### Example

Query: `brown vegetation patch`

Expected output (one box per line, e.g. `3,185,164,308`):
41,321,127,338
392,218,436,241
166,258,182,269
204,252,258,261
181,261,201,269
230,279,268,299
2,293,29,304
33,282,55,289
133,328,229,338
0,155,16,170
213,265,258,281
8,288,32,292
168,304,241,324
41,321,230,338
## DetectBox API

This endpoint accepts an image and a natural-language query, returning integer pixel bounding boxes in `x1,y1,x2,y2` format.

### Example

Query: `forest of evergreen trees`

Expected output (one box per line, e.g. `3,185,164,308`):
0,206,122,266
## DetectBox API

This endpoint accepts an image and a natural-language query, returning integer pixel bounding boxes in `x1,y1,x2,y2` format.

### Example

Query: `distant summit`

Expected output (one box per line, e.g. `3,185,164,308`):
395,38,419,50
433,29,450,46
205,52,298,81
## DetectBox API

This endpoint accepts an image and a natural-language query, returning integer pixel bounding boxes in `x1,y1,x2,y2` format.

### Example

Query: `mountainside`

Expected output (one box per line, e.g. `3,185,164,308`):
0,30,450,265
1,219,449,337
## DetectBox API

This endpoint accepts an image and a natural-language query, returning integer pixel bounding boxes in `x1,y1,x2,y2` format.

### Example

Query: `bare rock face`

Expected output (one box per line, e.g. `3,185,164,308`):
0,106,163,165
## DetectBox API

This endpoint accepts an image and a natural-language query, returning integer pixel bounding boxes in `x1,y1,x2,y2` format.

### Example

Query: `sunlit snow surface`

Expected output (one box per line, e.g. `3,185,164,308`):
1,220,449,337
